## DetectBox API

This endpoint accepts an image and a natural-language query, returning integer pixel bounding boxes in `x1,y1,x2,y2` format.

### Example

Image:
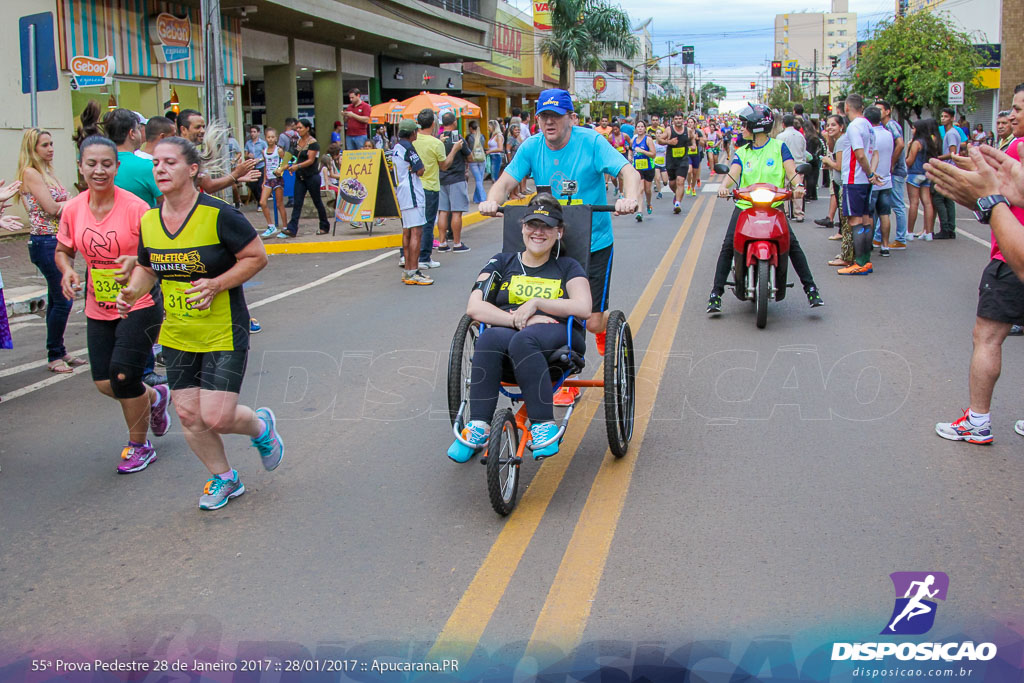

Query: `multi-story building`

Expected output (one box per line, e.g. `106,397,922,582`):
2,0,496,195
773,0,857,100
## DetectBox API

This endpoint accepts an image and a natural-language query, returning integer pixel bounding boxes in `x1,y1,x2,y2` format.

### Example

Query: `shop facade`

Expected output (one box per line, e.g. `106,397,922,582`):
58,0,245,136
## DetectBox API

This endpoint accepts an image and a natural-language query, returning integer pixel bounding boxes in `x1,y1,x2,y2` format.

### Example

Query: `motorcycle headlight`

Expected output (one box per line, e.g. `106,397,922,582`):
749,188,776,205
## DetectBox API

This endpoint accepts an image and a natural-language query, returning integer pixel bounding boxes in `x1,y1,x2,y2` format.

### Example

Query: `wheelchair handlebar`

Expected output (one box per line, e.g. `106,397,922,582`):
496,203,617,213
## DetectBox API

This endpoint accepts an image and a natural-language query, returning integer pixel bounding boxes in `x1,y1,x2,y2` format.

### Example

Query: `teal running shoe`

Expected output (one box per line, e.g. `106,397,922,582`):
448,420,489,463
252,407,284,471
199,472,245,510
530,422,561,460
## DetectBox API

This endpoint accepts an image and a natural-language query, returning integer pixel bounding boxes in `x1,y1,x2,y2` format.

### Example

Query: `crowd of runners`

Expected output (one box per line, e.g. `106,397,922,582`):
4,80,1023,507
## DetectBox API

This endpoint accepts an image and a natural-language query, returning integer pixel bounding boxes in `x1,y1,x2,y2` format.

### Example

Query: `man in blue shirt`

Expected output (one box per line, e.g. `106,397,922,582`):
480,88,640,351
935,107,962,238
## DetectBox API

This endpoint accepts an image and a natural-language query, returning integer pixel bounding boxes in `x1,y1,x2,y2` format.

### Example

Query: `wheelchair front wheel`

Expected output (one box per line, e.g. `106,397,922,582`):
486,408,521,516
604,310,636,458
448,315,480,427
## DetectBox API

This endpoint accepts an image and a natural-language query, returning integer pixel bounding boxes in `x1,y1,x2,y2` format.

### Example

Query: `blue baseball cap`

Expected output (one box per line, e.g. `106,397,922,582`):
536,89,574,116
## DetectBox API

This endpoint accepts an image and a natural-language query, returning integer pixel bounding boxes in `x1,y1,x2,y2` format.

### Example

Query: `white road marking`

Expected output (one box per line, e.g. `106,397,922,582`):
0,365,92,402
702,184,721,193
248,250,395,310
951,227,990,248
0,250,399,404
0,348,89,379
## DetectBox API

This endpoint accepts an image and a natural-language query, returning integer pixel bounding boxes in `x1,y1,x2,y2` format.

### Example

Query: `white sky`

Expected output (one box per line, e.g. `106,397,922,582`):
506,0,896,99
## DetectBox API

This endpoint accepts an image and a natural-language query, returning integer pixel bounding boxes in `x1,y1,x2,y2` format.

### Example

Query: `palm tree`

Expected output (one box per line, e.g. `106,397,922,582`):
540,0,639,90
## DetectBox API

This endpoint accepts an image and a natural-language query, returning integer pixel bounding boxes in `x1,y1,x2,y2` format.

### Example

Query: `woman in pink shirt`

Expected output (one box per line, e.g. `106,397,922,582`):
55,136,171,474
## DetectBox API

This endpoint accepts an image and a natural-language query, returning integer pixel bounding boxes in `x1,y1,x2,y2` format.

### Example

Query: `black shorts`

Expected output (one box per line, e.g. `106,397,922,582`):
666,164,685,181
588,245,613,313
977,259,1024,325
637,169,656,182
164,347,249,394
86,305,162,386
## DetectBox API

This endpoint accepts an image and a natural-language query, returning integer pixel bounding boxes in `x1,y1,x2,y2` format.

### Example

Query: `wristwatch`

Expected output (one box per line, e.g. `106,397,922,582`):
974,195,1010,224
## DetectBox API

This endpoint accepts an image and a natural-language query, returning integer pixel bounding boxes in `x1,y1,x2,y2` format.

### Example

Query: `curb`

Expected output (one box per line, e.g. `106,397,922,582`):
262,196,534,256
264,211,491,256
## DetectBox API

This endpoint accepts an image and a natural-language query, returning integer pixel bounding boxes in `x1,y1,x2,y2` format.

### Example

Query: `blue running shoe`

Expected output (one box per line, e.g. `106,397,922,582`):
199,472,245,510
530,421,561,460
249,317,262,334
448,420,489,463
252,407,284,470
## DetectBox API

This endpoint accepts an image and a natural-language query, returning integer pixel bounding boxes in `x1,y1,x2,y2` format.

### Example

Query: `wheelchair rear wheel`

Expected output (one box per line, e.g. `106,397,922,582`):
448,314,480,427
604,310,636,458
486,408,520,516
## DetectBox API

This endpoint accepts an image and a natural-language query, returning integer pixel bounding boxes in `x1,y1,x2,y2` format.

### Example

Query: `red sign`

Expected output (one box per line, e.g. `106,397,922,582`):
593,75,607,94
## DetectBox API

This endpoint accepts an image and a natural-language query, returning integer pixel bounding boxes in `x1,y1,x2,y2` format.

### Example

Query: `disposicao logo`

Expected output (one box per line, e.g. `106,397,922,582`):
882,571,947,635
831,573,997,663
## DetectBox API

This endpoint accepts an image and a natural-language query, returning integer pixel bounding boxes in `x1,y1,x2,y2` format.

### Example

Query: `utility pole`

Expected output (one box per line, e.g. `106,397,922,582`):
666,41,673,95
201,0,226,125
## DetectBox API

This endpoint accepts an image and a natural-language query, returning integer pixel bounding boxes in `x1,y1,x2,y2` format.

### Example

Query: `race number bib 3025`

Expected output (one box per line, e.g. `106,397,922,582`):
635,158,650,170
161,279,212,319
90,268,124,303
508,275,562,305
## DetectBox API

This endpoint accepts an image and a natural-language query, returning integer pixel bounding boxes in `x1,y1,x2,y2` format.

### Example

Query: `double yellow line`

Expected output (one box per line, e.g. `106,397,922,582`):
429,195,716,662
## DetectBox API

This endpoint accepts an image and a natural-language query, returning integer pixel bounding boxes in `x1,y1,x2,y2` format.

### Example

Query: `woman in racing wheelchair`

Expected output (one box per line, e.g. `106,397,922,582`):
448,193,592,463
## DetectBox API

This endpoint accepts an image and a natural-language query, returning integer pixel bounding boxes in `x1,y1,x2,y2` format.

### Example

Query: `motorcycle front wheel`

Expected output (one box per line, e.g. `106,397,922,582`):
755,259,770,329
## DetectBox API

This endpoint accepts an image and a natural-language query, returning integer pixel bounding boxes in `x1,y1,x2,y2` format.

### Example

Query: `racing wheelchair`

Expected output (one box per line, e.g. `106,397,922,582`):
446,202,636,516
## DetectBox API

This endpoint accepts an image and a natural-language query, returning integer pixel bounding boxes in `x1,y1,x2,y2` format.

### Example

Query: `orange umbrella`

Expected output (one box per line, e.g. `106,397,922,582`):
438,93,482,118
370,99,405,124
398,92,480,119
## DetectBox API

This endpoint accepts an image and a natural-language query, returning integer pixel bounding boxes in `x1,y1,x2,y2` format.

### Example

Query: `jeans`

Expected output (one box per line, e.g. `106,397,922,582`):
418,189,440,263
28,235,72,362
874,175,908,244
488,153,503,182
346,135,367,151
933,188,957,234
286,173,330,234
712,207,817,296
468,162,487,203
470,323,586,423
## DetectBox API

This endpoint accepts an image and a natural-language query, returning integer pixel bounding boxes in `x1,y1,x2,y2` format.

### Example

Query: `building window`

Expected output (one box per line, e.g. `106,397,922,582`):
827,31,834,36
837,41,846,47
828,42,835,49
420,0,480,18
827,18,835,24
838,29,846,35
838,17,847,24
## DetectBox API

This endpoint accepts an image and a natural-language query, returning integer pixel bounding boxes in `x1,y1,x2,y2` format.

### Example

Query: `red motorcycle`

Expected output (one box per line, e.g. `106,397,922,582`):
714,162,808,328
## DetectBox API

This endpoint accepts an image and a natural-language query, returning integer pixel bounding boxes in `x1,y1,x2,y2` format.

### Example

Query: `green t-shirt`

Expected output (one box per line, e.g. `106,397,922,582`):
412,134,445,192
114,151,162,208
732,138,789,209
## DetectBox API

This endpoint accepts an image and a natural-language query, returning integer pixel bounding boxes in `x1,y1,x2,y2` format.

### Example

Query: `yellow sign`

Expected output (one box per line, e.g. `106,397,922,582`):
465,5,535,86
333,150,401,223
533,0,552,30
593,75,608,93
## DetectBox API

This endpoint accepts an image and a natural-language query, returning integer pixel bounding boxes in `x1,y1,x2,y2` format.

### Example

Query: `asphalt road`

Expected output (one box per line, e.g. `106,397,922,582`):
1,178,1021,675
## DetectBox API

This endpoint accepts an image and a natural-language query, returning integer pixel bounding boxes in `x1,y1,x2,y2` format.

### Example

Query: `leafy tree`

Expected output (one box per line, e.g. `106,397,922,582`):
647,94,688,116
766,82,804,111
700,82,727,109
540,0,639,90
850,11,982,121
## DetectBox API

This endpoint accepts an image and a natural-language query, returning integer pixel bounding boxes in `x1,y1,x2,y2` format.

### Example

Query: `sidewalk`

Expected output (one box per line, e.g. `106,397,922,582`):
253,197,490,255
